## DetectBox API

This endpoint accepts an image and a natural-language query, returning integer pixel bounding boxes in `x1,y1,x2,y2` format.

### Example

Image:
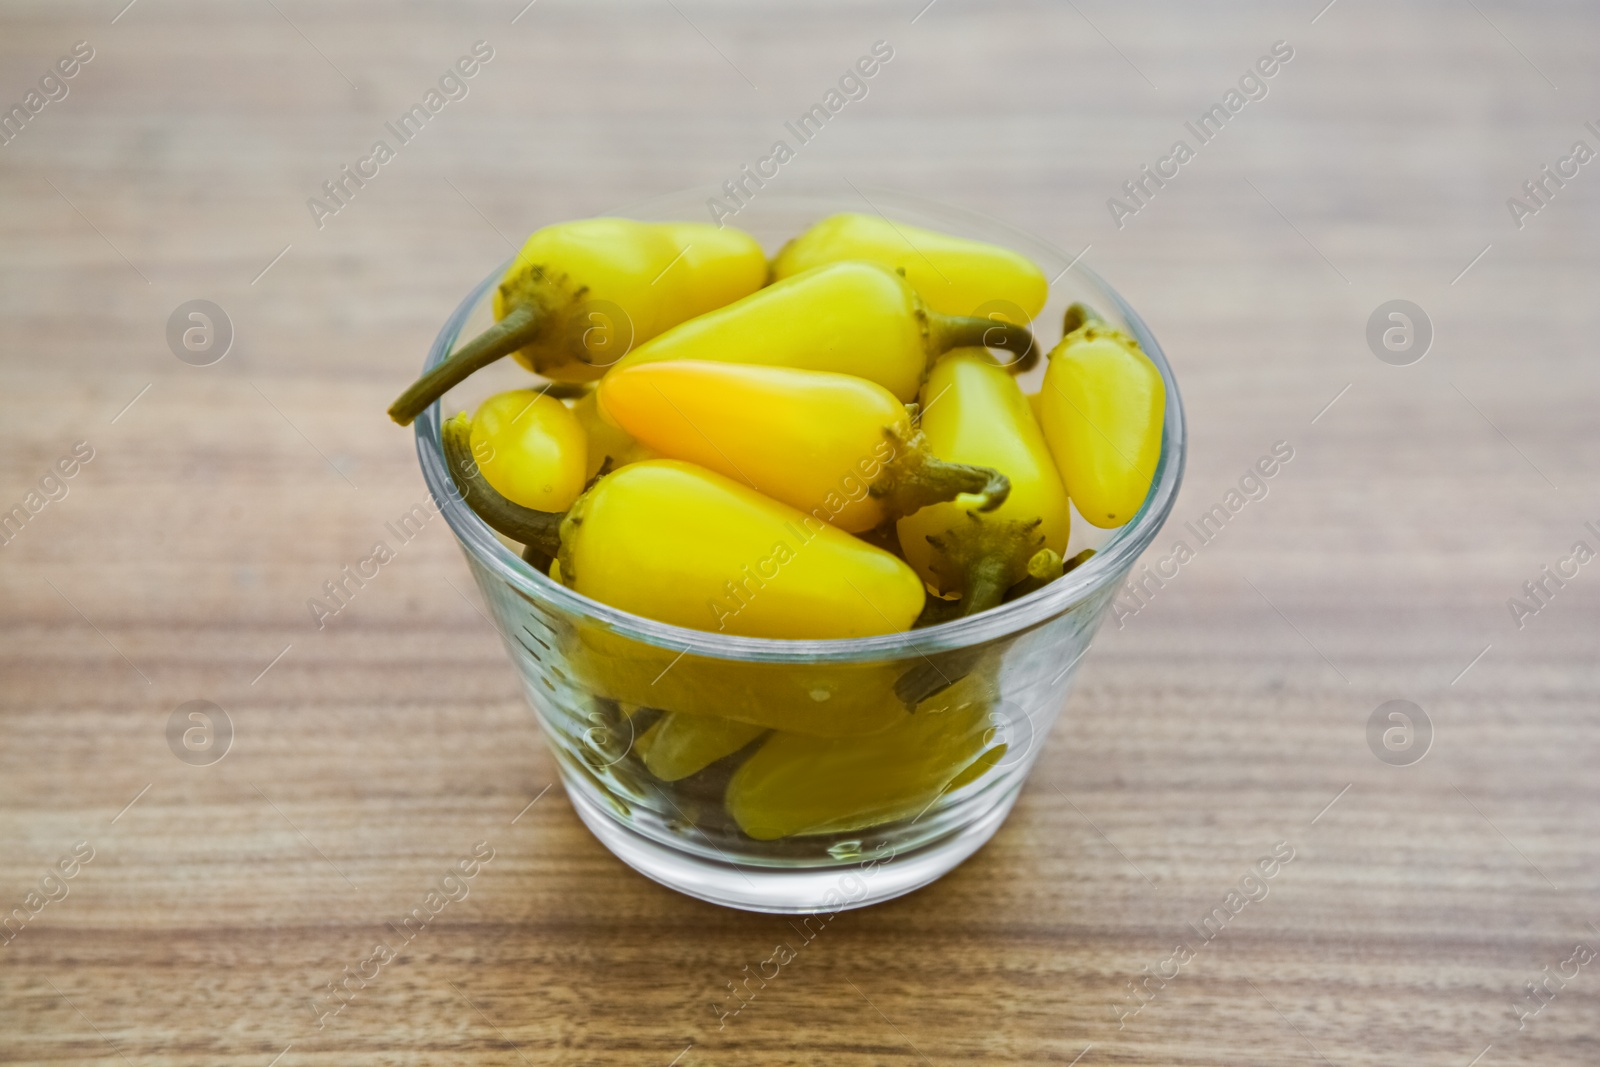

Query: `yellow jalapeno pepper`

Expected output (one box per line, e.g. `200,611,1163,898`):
596,360,1009,533
389,219,767,425
897,351,1072,615
560,460,925,638
771,212,1049,323
1037,305,1165,529
726,667,999,840
636,711,766,782
442,416,924,639
468,389,588,512
607,261,1036,403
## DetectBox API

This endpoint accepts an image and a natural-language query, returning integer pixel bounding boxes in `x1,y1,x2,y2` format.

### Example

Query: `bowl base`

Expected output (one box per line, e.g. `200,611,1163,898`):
566,784,1020,914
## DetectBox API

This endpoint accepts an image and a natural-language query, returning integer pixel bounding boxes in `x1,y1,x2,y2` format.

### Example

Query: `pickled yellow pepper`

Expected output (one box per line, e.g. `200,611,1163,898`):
389,219,766,425
442,415,925,639
772,212,1049,322
1037,305,1165,528
636,712,765,782
726,669,999,839
608,261,1036,403
898,351,1072,615
597,360,1009,533
468,389,588,512
562,461,926,638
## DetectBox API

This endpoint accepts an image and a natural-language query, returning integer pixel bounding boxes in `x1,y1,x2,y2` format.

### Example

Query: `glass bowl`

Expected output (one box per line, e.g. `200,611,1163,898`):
414,186,1185,913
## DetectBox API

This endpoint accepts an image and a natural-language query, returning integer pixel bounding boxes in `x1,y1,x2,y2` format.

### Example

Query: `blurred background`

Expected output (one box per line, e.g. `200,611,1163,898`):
2,1,1596,1063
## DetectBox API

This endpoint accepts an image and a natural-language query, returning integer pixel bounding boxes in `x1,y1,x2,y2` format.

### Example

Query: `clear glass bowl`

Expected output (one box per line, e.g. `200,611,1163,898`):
414,186,1186,913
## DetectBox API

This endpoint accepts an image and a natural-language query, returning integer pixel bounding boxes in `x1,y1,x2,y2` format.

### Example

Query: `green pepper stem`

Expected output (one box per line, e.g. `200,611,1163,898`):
875,451,1010,518
960,554,1013,617
389,303,543,426
911,593,963,630
1061,301,1104,338
521,541,555,575
872,424,1009,519
440,412,564,557
893,644,984,706
929,314,1038,372
924,512,1044,618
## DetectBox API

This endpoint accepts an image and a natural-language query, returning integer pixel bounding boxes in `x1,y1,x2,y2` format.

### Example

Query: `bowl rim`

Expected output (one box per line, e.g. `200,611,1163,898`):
414,184,1186,663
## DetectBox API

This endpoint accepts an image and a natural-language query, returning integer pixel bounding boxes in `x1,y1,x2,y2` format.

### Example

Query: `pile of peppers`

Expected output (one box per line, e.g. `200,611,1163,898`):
389,212,1165,842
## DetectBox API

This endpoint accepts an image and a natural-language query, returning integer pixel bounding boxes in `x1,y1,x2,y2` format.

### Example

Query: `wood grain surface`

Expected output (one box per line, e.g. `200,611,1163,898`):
3,1,1598,1063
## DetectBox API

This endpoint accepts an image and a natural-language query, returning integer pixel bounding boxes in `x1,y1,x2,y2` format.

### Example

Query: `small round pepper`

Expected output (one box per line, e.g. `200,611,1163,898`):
468,389,588,513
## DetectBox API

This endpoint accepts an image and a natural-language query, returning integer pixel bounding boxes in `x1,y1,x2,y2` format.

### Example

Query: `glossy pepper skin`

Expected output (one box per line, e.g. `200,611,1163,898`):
897,351,1072,614
1038,317,1165,529
726,668,999,840
607,261,1036,403
468,389,588,512
389,219,766,425
771,212,1049,323
558,460,925,639
597,360,1008,533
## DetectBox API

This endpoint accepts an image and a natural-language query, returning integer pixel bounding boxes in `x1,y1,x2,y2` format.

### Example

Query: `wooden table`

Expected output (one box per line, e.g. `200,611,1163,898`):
3,1,1597,1063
